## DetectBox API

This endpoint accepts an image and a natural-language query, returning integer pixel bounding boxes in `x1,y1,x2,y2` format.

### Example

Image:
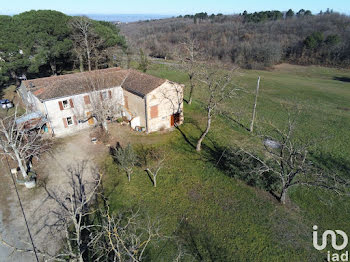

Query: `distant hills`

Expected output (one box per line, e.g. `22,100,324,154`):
120,10,350,68
85,14,173,22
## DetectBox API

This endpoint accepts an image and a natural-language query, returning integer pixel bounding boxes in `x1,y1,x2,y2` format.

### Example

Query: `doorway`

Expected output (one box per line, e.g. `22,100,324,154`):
170,113,181,127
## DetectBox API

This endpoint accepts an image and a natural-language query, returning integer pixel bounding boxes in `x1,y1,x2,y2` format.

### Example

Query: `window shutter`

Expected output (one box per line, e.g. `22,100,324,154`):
73,115,78,125
69,99,74,108
63,118,68,128
58,101,64,111
108,90,112,99
150,105,158,119
84,95,91,104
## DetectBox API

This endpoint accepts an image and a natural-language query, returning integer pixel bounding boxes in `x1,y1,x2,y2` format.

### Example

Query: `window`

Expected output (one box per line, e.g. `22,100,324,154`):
66,116,73,126
59,99,74,110
101,91,108,100
62,100,69,109
62,116,77,128
100,90,112,101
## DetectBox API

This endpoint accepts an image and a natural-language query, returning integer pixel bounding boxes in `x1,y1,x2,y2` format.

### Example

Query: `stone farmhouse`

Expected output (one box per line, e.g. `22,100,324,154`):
18,68,184,136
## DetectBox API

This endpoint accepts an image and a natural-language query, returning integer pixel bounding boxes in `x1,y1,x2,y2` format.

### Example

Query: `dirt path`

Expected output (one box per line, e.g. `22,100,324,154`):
0,130,106,261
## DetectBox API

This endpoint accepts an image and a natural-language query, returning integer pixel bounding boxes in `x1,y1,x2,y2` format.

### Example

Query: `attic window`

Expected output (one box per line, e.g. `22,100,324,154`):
62,100,69,109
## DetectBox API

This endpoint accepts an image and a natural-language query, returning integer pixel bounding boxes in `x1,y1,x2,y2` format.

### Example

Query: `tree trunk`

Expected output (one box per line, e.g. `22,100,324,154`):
153,175,157,187
78,53,84,72
102,121,108,132
87,52,91,71
13,148,27,179
280,187,288,205
196,108,212,152
85,36,91,71
10,70,20,86
127,171,131,182
50,60,57,76
188,96,193,105
188,75,194,105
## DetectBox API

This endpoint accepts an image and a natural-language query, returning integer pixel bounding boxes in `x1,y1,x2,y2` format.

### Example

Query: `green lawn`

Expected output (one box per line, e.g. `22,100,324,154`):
102,63,350,261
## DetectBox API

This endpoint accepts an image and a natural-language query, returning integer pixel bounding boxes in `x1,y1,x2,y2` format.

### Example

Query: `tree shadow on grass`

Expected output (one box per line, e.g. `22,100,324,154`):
219,111,250,132
175,125,196,149
333,76,350,83
176,219,230,261
311,152,350,178
205,143,280,200
172,119,204,157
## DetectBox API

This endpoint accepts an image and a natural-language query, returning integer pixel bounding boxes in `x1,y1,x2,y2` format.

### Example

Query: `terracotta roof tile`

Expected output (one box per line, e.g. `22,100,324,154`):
22,68,166,100
122,69,166,97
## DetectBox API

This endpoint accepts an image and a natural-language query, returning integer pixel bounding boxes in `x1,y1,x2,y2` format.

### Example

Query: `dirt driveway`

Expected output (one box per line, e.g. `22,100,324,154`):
0,129,106,261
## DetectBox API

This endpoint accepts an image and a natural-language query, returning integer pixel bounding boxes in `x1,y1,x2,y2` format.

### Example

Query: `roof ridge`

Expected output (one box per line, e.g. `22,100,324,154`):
23,67,123,86
22,67,170,100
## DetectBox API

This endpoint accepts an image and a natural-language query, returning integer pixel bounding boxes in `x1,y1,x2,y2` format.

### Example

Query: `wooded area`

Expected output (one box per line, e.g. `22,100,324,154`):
120,9,350,69
0,10,126,87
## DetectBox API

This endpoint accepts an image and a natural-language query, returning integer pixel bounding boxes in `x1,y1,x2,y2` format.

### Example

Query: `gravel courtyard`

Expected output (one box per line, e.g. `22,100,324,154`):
0,130,106,261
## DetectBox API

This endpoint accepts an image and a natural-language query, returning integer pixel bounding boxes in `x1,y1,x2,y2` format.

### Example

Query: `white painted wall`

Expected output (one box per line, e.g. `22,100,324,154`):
43,86,124,137
20,79,184,136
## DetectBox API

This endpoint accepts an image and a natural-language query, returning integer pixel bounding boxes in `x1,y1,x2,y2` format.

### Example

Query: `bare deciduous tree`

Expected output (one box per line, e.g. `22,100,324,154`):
44,161,102,261
196,68,239,152
239,111,350,204
70,16,93,71
112,143,137,182
0,107,50,179
74,71,125,133
45,161,167,261
72,41,85,72
178,36,201,105
1,160,185,261
112,47,134,69
159,83,184,119
144,148,166,187
93,207,162,261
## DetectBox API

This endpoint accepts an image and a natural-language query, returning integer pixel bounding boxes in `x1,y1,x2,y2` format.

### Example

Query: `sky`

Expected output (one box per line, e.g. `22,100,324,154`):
1,0,349,16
